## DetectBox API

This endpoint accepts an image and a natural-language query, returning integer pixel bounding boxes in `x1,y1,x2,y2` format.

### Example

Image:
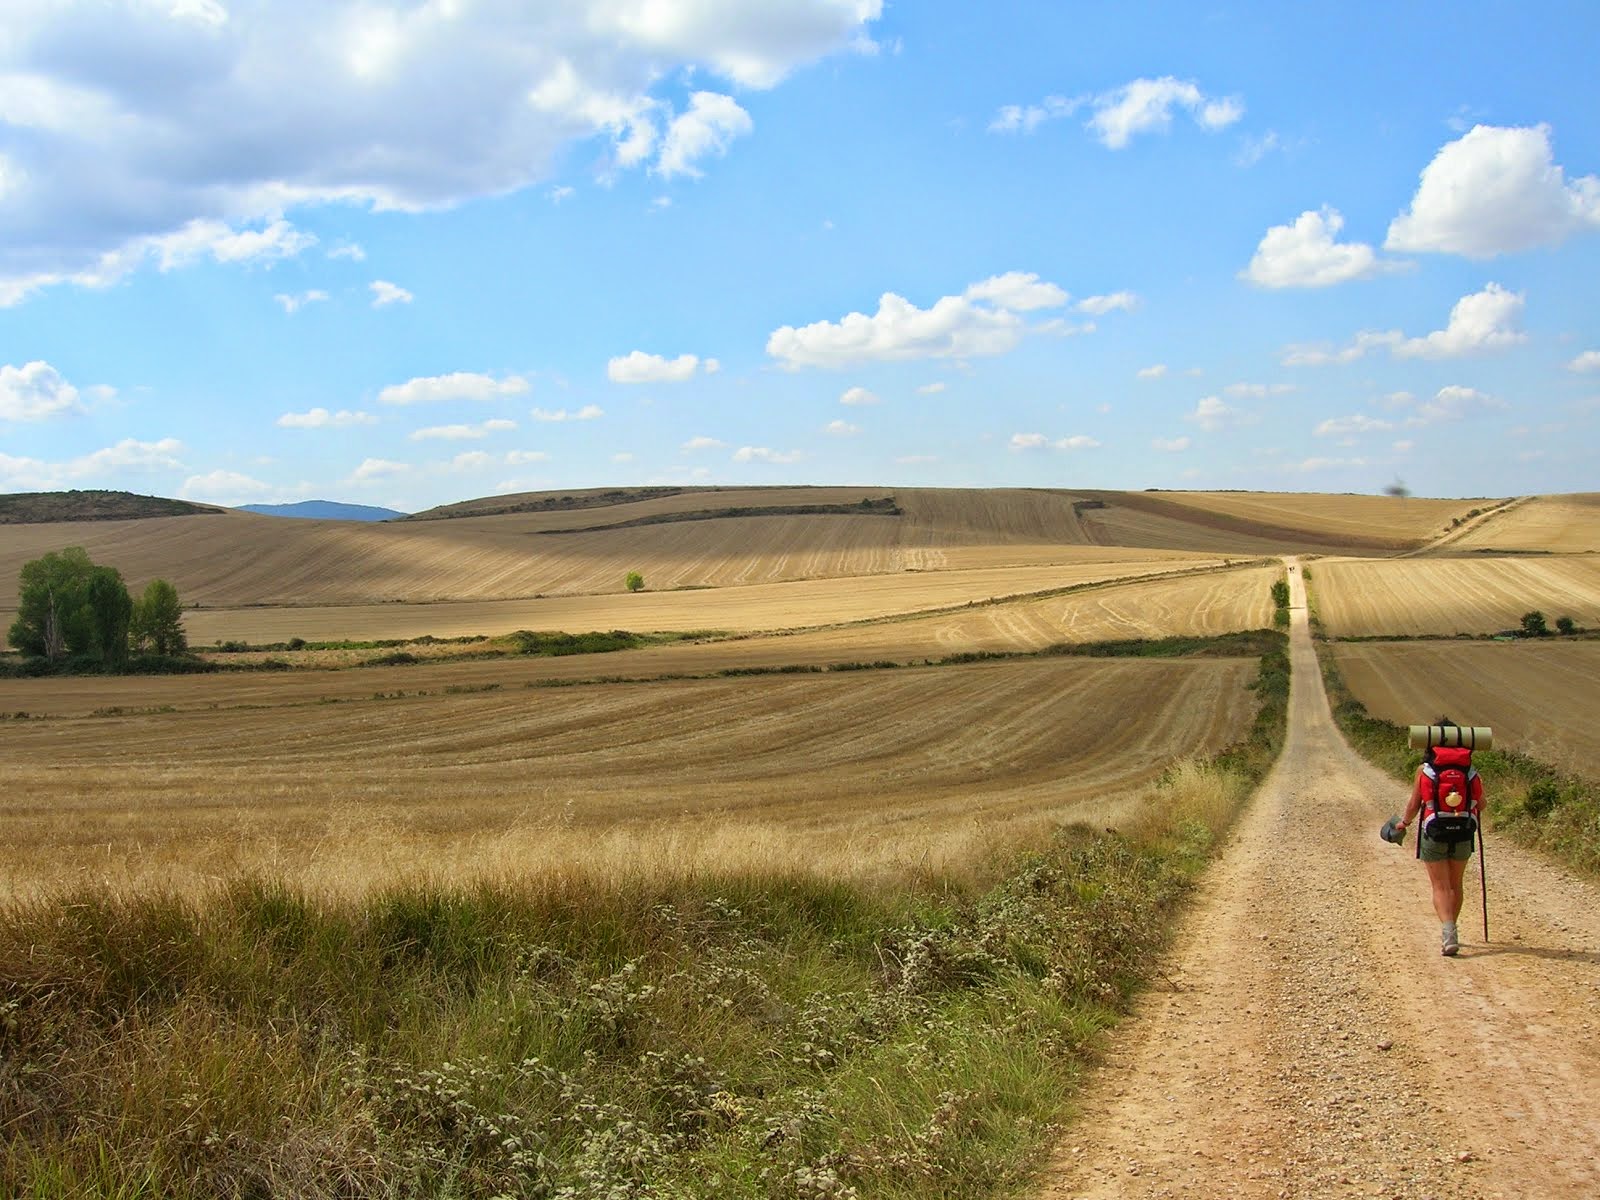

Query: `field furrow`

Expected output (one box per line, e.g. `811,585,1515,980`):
1313,556,1600,636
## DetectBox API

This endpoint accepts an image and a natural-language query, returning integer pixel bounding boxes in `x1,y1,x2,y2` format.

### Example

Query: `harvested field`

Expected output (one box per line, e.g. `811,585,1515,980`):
0,656,1258,897
1312,555,1600,637
1073,490,1482,554
1448,493,1600,554
1328,640,1600,776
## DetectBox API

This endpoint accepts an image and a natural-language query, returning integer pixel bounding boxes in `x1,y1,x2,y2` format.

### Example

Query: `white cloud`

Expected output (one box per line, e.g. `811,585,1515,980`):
351,458,410,481
1314,414,1395,438
1413,384,1504,424
1224,382,1294,399
276,407,377,429
274,289,329,313
894,454,938,465
1282,284,1527,365
548,186,576,204
506,449,551,466
1241,207,1396,288
840,386,881,406
683,436,727,451
531,405,604,421
964,271,1068,311
0,3,881,304
988,94,1083,135
327,242,366,261
1187,397,1242,432
0,360,81,421
655,92,754,178
823,419,859,435
1136,364,1168,380
1087,76,1243,149
3,435,189,490
370,280,414,307
179,469,276,504
1567,350,1600,373
1152,436,1191,452
607,351,710,383
410,418,517,441
1235,130,1282,167
611,452,634,463
1391,283,1526,359
1386,125,1600,258
915,382,946,395
378,372,530,405
767,271,1070,369
1076,291,1138,315
732,445,803,464
1009,433,1100,451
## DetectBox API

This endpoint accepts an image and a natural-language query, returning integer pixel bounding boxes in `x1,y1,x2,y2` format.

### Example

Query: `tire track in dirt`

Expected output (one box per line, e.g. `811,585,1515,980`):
1036,558,1600,1199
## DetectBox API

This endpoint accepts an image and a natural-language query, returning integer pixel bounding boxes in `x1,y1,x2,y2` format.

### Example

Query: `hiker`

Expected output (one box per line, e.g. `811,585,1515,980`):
1392,737,1483,956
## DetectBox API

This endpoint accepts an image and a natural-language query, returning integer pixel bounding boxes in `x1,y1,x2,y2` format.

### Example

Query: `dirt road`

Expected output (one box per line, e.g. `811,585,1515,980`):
1038,558,1600,1199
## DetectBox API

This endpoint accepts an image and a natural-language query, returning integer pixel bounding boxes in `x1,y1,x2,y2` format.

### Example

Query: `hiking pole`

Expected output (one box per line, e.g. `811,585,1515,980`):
1478,824,1489,943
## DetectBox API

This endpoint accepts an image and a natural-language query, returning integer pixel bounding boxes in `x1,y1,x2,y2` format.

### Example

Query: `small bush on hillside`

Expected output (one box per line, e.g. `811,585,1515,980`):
1520,610,1549,637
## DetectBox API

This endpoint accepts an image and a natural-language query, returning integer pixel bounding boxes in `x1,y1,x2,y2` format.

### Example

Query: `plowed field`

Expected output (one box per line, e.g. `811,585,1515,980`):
1328,640,1600,774
1449,493,1600,553
0,656,1257,897
1312,556,1600,636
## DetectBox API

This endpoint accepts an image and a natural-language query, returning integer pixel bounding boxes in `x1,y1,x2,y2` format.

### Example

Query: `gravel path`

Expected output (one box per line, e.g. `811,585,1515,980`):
1037,558,1600,1199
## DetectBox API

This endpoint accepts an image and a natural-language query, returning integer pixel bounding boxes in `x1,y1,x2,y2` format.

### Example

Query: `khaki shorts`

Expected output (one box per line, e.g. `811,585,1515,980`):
1419,831,1476,863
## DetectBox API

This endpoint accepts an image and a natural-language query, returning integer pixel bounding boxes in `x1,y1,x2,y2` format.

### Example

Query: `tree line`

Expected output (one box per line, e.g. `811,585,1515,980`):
7,547,187,671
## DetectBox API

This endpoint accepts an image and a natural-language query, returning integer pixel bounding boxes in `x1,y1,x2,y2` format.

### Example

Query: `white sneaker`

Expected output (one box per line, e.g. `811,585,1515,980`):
1441,923,1460,956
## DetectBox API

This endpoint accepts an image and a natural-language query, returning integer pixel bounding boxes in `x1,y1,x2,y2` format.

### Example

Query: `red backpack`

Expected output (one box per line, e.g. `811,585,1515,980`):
1419,744,1480,848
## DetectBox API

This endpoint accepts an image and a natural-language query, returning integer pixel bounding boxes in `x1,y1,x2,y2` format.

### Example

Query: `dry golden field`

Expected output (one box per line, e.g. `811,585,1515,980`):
0,656,1258,898
1311,555,1600,637
1448,493,1600,553
1330,640,1600,775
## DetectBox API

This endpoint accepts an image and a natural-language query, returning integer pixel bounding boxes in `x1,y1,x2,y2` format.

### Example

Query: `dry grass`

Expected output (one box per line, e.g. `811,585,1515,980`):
1327,640,1600,775
1312,555,1600,636
1448,493,1600,553
0,656,1257,900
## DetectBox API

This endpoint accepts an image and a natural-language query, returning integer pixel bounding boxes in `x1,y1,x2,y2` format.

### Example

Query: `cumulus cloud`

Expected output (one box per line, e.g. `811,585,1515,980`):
0,360,81,421
607,351,713,383
840,386,880,406
179,469,277,504
1009,433,1100,451
655,92,754,177
1087,77,1243,149
1152,436,1191,452
1136,364,1168,380
1567,350,1600,373
0,2,881,303
988,94,1083,135
683,436,727,451
410,419,518,441
276,407,377,429
1386,125,1600,258
370,280,414,307
1242,207,1396,288
531,405,604,421
767,271,1075,369
378,372,530,405
351,458,410,481
1076,291,1138,315
915,382,946,395
1224,382,1294,399
823,419,859,435
732,445,803,464
2,436,186,490
1187,397,1243,432
1282,284,1527,365
274,289,329,313
1314,414,1395,438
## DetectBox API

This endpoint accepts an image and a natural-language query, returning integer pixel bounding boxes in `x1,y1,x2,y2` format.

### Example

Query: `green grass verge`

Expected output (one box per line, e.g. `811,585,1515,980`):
1313,641,1600,876
1,637,1289,1198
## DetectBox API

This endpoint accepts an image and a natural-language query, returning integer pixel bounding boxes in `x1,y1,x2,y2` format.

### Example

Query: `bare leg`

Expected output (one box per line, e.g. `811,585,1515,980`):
1424,860,1458,923
1446,858,1469,923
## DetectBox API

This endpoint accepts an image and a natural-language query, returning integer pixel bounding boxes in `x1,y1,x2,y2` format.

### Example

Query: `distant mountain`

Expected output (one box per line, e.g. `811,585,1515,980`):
0,489,223,524
239,500,408,522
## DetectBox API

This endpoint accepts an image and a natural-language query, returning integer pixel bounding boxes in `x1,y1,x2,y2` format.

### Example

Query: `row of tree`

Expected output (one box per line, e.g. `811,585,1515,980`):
8,547,187,669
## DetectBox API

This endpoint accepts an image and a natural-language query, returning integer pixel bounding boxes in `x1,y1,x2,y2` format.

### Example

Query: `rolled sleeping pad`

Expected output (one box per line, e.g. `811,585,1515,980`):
1408,724,1493,750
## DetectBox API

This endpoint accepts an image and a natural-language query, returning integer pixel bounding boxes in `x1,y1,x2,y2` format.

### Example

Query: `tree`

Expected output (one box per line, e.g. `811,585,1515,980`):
625,571,645,593
1520,610,1549,637
1556,615,1576,636
85,566,133,669
9,546,96,660
130,579,188,655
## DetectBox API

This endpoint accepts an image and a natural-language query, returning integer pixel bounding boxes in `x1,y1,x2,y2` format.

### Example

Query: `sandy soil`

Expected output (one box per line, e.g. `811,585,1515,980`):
1036,559,1600,1199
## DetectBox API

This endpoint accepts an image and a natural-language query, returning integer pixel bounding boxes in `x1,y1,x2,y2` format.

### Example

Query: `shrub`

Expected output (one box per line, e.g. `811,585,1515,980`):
1556,616,1576,636
625,571,645,592
1520,610,1549,637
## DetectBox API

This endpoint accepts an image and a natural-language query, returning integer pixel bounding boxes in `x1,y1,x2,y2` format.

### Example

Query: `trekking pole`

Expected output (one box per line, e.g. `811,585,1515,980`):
1478,824,1489,943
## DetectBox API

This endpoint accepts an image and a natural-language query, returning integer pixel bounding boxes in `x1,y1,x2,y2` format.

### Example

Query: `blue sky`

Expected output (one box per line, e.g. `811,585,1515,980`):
2,1,1598,512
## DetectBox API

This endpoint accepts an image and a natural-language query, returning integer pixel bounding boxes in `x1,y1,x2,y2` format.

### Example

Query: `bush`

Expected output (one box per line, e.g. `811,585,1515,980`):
625,571,645,592
1556,616,1576,636
1521,610,1549,637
